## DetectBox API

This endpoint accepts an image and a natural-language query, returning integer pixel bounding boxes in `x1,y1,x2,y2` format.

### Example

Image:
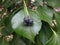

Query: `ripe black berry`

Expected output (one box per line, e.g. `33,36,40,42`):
23,16,33,26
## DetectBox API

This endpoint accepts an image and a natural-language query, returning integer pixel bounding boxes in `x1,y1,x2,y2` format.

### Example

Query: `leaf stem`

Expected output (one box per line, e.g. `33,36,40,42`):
23,0,29,16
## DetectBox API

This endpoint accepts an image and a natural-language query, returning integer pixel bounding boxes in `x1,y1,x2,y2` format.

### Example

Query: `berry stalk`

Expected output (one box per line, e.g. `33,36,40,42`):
23,0,29,16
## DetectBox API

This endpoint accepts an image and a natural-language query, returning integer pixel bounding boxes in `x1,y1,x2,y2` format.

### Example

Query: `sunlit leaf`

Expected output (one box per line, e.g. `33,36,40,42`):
36,6,53,25
11,9,42,42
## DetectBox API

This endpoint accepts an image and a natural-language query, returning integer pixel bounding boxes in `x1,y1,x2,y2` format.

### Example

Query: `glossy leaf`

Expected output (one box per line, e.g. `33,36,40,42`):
11,9,42,42
36,6,53,25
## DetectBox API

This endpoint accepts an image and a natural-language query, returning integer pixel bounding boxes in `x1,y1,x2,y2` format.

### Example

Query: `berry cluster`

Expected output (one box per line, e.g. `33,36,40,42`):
23,16,33,26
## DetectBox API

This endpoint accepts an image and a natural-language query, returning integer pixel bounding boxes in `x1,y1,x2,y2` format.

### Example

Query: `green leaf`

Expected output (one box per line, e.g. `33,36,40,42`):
36,0,43,6
10,36,26,45
46,0,60,8
36,21,53,45
11,9,42,42
46,29,60,45
54,12,60,32
0,38,9,45
3,0,15,8
36,6,53,25
1,25,13,36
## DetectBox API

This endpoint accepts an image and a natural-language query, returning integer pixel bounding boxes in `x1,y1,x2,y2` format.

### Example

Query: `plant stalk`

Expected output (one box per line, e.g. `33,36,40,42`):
23,0,29,16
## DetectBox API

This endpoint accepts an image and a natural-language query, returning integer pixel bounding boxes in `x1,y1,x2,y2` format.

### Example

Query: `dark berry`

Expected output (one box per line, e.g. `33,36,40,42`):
28,19,33,26
23,16,33,26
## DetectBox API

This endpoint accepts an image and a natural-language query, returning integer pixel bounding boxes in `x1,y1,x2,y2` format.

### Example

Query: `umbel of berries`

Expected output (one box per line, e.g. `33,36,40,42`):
23,16,33,26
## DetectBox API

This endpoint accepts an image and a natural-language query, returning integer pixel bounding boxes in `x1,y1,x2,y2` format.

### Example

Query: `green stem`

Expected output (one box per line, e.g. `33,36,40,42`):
23,0,29,16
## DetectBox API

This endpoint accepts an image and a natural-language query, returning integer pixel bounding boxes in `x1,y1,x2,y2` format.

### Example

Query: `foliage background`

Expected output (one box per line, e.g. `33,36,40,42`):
0,0,60,45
